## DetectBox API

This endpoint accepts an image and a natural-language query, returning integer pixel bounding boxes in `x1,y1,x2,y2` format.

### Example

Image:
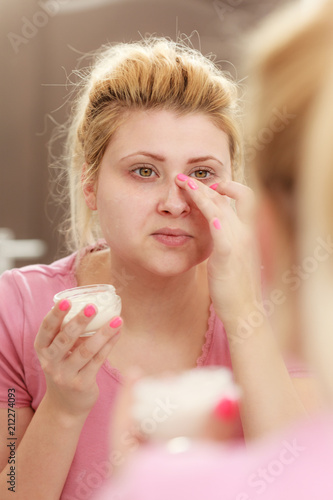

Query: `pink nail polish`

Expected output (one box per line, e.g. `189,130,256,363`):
213,398,239,420
84,304,97,318
213,217,221,230
188,179,198,190
109,316,123,329
177,173,188,181
209,183,219,190
59,299,70,311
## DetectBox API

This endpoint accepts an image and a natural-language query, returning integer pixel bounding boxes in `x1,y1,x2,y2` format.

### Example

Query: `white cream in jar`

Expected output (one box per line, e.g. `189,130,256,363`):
53,284,122,336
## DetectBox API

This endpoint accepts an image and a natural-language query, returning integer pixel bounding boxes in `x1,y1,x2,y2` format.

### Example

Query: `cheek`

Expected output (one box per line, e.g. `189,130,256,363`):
195,214,214,254
96,191,121,233
96,190,151,237
193,204,211,230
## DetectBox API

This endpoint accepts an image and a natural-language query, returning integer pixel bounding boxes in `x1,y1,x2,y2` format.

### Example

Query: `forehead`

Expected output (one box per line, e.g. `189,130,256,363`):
105,109,231,166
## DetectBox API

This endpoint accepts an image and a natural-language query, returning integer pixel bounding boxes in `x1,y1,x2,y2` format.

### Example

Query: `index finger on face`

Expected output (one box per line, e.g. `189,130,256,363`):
175,174,227,222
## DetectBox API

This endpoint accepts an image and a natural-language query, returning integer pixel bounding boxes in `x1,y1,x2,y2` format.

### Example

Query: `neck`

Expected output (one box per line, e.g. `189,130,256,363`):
107,251,210,337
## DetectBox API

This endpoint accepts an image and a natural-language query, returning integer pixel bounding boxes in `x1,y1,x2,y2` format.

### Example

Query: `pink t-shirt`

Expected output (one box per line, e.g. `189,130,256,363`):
0,245,308,500
96,411,333,500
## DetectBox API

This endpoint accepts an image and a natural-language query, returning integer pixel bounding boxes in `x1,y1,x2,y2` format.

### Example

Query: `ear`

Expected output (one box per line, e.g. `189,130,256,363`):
81,164,97,211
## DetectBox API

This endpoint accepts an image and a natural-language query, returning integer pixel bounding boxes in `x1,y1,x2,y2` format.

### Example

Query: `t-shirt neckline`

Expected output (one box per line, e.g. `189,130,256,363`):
71,241,216,383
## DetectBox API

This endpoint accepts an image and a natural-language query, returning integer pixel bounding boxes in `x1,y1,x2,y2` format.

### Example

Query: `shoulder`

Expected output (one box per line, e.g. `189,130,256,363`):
0,252,77,295
0,252,78,341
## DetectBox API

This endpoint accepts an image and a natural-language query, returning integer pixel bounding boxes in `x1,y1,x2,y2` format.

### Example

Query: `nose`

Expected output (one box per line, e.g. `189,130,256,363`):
156,180,191,217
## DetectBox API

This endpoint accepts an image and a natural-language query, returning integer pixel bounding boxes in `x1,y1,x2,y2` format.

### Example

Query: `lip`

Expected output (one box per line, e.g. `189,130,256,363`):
151,228,193,248
152,227,192,237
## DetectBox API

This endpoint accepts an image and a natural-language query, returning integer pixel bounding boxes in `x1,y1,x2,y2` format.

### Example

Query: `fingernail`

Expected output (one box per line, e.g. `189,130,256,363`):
209,183,219,190
187,179,198,190
109,316,123,329
84,304,97,317
59,299,70,311
177,173,188,181
213,217,221,230
213,398,239,420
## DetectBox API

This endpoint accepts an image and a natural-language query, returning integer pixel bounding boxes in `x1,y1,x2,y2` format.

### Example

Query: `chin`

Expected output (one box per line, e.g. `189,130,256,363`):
144,252,210,277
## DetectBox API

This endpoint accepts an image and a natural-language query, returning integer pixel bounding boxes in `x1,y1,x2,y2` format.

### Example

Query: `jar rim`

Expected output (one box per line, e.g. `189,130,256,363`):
53,284,118,302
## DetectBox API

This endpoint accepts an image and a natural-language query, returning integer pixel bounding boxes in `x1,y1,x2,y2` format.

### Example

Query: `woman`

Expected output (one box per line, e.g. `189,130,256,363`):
94,2,333,499
0,38,313,500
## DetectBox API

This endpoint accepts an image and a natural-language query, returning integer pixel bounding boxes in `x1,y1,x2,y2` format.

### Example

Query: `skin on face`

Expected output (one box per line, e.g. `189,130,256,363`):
84,109,232,277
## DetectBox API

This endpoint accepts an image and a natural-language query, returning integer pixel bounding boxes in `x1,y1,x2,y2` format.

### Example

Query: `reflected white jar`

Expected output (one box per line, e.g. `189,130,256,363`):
132,367,241,441
53,284,122,336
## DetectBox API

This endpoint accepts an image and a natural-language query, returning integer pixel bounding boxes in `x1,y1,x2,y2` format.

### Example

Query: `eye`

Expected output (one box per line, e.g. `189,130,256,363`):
131,165,157,178
189,168,215,180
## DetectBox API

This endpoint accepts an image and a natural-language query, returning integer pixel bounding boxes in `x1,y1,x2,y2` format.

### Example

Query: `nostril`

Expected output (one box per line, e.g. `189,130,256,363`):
156,184,192,216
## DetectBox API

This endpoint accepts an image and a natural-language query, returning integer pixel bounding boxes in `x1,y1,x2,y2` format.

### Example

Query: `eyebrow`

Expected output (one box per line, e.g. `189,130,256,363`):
120,151,225,167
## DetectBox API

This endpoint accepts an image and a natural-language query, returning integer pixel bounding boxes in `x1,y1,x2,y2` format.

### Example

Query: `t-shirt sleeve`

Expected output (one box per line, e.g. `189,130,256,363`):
0,270,32,408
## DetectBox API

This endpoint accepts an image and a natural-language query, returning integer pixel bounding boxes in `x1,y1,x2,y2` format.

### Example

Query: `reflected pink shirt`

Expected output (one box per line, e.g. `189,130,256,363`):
0,245,308,500
96,411,333,500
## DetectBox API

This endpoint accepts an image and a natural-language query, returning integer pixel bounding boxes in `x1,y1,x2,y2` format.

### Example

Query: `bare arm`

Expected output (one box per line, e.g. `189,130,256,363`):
291,377,326,414
0,407,34,473
224,315,310,441
0,301,122,500
0,402,86,500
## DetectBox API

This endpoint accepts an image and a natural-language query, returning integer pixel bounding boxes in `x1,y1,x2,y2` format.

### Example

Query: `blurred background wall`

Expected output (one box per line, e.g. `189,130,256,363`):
0,0,295,268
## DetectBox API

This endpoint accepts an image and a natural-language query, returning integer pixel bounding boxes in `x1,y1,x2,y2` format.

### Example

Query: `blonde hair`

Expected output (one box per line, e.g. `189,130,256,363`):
246,0,333,399
245,0,333,231
62,37,243,251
